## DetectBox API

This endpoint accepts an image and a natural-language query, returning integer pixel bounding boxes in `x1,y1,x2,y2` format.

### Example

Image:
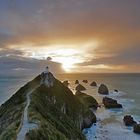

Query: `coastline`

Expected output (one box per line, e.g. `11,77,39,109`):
77,82,140,140
0,73,140,139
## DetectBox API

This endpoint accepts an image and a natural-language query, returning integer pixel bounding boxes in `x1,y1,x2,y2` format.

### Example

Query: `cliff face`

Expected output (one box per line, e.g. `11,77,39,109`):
0,73,97,140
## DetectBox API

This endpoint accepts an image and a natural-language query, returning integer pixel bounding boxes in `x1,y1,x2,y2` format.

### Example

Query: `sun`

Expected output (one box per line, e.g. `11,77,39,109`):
49,48,83,72
61,58,76,72
53,56,80,72
19,42,99,72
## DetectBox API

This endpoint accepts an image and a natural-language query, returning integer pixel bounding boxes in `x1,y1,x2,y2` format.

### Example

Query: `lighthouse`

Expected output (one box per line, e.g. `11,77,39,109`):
41,66,54,87
45,66,49,74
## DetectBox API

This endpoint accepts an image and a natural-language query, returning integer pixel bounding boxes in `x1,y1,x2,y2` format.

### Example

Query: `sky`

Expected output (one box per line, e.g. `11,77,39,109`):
0,0,140,73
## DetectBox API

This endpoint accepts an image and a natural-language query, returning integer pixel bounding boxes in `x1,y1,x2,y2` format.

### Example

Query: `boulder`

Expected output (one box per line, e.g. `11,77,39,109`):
90,81,97,87
133,124,140,134
75,80,79,84
83,80,88,83
103,97,122,108
98,84,109,95
123,115,137,126
63,80,69,87
75,84,86,91
114,89,118,92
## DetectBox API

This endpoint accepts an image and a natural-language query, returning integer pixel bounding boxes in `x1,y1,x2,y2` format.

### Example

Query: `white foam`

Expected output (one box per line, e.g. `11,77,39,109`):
84,121,140,140
68,80,140,139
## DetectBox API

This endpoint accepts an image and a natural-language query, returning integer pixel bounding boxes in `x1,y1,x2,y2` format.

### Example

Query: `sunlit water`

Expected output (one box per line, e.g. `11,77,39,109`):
0,73,140,140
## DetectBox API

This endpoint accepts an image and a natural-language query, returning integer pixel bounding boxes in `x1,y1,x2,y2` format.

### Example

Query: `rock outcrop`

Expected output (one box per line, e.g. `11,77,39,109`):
90,81,97,87
98,84,109,95
75,93,98,128
76,93,98,109
75,84,86,91
0,72,97,140
123,115,137,126
82,110,96,129
133,124,140,134
103,97,122,108
75,80,79,84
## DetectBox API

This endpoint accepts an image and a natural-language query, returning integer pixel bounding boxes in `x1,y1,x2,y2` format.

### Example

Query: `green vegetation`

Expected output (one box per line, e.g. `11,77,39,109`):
76,93,98,110
0,74,98,140
0,84,27,140
28,78,86,140
0,75,41,140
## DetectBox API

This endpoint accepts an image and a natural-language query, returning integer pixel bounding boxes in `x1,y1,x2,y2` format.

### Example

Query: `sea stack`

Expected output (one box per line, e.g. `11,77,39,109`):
75,80,79,84
98,84,109,95
103,97,122,108
83,80,88,83
90,81,97,87
75,84,86,91
123,115,137,126
133,124,140,134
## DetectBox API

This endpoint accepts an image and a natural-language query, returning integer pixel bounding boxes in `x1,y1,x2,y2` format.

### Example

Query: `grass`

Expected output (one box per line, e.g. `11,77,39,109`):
0,74,98,140
0,75,41,140
28,79,86,140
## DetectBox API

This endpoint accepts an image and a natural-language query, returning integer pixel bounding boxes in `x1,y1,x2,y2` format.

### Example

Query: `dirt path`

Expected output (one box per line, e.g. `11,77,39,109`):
17,87,38,140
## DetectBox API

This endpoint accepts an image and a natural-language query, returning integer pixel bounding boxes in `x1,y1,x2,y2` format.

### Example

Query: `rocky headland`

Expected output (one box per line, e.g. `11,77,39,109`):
0,72,98,140
0,74,139,140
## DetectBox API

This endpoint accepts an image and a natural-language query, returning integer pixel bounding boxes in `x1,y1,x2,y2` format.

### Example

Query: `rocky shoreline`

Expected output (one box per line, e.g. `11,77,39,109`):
68,79,140,139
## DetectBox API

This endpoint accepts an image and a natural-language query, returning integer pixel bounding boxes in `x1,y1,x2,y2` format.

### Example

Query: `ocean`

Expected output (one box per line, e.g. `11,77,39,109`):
0,73,140,140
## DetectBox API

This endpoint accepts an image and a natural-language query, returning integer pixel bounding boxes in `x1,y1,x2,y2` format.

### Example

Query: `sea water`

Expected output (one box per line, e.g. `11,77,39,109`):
57,73,140,140
0,74,35,105
0,73,140,140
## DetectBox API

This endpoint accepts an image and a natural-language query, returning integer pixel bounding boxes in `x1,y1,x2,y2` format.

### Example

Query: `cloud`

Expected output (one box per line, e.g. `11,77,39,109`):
77,45,140,66
0,0,140,45
0,55,64,75
0,0,140,72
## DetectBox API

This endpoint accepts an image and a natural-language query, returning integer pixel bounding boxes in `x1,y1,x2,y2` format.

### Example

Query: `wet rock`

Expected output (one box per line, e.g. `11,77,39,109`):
114,89,118,92
75,84,86,91
75,80,79,84
123,115,137,126
133,124,140,134
103,97,122,108
98,84,109,95
90,81,97,86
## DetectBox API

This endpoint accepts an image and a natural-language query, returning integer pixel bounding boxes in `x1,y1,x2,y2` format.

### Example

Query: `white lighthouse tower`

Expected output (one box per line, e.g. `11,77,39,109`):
44,66,49,74
41,66,54,87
